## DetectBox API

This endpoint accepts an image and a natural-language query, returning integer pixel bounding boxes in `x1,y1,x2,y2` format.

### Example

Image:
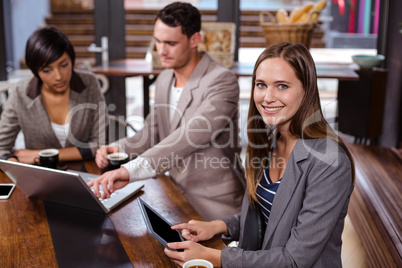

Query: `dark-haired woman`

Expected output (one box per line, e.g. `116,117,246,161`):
164,42,355,268
0,27,108,163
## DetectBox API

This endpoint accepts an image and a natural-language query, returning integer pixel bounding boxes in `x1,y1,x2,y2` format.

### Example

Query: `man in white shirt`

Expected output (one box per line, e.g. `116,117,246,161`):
88,2,245,220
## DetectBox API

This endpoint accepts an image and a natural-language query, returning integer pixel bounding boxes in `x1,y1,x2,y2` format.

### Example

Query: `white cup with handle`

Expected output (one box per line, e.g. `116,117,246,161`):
182,259,213,268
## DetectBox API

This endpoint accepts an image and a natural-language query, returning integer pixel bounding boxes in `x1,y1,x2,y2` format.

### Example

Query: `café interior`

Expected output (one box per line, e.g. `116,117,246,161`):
0,0,401,267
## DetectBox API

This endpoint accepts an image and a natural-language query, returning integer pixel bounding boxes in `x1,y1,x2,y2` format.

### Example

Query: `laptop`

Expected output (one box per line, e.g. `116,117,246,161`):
0,159,144,213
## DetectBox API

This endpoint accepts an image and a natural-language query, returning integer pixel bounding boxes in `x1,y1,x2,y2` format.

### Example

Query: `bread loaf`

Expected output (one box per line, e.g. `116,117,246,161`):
310,0,327,22
289,2,314,23
276,8,289,23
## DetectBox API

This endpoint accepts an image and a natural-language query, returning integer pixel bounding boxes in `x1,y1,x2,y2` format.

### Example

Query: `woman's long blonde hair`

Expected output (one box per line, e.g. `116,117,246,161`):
245,42,355,204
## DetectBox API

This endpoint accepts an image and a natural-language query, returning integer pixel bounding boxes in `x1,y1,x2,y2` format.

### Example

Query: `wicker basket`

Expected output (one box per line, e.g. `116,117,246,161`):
150,22,235,69
259,11,318,48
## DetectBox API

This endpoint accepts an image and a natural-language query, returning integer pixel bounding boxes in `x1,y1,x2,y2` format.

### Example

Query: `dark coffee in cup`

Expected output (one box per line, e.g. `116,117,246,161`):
34,149,59,169
41,152,55,156
107,152,129,168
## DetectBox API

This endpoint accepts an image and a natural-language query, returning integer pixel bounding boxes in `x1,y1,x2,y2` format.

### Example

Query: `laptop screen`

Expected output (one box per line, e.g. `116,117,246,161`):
0,160,106,212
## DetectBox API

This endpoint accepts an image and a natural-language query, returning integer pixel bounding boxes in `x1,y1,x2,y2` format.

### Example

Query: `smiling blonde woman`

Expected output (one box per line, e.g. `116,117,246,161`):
164,42,355,268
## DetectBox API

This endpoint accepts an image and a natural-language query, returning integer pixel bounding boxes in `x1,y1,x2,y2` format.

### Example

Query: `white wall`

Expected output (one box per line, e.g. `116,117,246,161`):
10,0,49,69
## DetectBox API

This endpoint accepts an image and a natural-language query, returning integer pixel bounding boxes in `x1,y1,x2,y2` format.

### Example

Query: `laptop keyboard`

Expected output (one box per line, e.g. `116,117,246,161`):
99,191,118,203
91,188,119,203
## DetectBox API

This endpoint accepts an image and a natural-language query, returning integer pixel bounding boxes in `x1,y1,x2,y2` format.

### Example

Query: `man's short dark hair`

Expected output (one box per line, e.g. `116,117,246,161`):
156,2,201,39
25,27,75,78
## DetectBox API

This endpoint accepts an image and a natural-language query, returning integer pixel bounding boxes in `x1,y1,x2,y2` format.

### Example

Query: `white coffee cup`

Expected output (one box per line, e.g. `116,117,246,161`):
183,259,213,268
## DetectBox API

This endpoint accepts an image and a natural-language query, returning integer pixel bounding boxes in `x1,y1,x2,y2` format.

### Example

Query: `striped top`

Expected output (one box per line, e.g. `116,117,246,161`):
256,166,281,224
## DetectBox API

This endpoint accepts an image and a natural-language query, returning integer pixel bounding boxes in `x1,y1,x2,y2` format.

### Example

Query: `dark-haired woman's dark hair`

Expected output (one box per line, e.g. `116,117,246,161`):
156,2,201,38
25,27,75,78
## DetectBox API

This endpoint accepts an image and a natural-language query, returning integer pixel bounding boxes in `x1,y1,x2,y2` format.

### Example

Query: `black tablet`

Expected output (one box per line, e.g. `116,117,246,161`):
137,197,184,252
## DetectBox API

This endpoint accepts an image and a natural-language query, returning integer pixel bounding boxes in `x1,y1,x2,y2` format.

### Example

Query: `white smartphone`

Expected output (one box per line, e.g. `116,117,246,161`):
0,183,16,199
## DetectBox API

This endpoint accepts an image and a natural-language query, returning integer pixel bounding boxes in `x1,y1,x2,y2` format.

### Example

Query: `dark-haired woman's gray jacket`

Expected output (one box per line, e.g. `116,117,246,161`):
0,70,108,160
221,138,354,268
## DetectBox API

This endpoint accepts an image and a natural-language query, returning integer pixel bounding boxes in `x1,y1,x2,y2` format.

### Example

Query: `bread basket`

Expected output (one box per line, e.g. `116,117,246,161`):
259,11,318,48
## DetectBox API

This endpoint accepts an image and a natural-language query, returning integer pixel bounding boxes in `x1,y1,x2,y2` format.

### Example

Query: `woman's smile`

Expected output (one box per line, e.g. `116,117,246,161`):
262,105,284,114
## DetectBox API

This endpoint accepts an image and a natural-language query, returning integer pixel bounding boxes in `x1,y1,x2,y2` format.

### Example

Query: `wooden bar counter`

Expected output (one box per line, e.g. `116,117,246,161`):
0,161,225,267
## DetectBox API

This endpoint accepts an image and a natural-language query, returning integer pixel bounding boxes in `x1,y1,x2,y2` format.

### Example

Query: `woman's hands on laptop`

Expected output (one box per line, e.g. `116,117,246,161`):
87,167,130,199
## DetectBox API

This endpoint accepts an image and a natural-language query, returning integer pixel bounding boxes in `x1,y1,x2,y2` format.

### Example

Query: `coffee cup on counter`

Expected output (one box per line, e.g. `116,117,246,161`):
107,152,129,168
183,259,213,268
34,148,59,169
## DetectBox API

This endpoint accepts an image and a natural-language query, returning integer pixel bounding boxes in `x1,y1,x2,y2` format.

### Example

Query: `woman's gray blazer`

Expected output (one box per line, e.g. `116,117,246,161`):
221,138,354,268
0,70,108,160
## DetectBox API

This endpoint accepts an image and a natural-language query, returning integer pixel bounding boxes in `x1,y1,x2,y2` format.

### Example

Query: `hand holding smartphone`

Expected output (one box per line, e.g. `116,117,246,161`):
0,183,16,199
